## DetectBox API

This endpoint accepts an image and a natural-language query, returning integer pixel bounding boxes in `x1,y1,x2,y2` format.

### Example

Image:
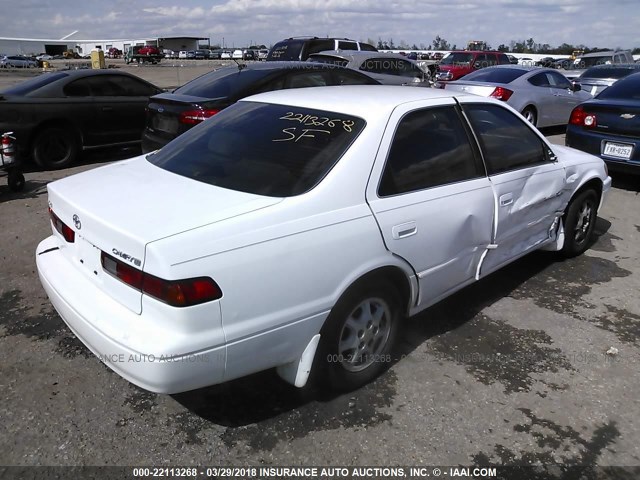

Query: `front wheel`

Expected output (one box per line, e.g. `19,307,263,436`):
318,281,401,391
561,189,598,257
32,127,79,169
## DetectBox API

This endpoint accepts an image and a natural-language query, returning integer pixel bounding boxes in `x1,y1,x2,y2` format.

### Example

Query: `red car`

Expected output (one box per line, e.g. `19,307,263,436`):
137,46,160,56
436,51,511,85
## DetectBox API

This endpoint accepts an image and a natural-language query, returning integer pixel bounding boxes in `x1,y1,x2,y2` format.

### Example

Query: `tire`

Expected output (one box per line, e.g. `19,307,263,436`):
561,189,598,257
318,280,401,392
7,170,25,192
32,126,79,169
521,107,537,126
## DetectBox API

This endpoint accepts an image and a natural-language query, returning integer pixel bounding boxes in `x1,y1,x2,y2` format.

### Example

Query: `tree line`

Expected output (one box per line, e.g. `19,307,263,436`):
368,36,639,55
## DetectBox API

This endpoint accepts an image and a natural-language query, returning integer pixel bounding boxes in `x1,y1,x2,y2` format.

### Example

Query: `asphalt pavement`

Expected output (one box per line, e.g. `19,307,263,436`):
1,64,639,476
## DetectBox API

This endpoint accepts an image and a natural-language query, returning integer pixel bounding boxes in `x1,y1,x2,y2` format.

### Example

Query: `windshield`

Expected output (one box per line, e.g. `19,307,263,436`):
440,53,474,66
1,72,68,95
148,102,366,197
462,68,527,83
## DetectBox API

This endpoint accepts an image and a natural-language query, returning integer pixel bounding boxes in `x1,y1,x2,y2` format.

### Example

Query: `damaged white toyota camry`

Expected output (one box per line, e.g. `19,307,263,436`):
36,86,611,394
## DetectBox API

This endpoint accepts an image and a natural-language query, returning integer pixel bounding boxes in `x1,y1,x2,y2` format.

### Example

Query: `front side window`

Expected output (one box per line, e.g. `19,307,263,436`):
148,102,365,197
463,104,548,175
378,107,482,197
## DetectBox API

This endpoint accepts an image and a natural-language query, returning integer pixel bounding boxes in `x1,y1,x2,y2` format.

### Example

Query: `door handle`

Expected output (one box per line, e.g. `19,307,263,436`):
392,221,417,239
499,193,514,207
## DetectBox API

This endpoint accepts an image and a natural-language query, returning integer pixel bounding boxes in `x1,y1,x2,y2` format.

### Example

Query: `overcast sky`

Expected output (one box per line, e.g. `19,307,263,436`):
4,0,639,50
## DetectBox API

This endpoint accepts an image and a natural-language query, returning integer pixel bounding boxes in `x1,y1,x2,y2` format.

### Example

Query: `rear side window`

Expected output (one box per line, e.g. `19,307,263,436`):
360,43,378,52
286,71,330,88
464,103,548,175
338,41,358,50
64,79,92,97
266,40,305,61
306,39,337,56
148,102,365,197
378,106,482,196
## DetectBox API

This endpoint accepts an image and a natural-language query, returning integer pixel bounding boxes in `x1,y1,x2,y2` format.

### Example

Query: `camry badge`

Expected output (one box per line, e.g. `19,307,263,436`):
620,113,636,119
73,214,82,230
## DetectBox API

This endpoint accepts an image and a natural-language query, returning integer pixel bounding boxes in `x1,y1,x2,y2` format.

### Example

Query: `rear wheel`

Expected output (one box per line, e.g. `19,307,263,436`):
318,280,401,391
521,107,537,126
32,126,79,169
561,189,598,257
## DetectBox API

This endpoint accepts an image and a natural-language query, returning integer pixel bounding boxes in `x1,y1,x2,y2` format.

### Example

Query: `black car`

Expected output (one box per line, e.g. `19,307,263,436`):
0,70,162,169
141,62,380,153
566,72,640,173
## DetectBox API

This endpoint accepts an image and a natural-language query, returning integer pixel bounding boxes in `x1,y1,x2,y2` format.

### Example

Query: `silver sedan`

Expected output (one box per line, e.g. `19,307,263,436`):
444,66,592,127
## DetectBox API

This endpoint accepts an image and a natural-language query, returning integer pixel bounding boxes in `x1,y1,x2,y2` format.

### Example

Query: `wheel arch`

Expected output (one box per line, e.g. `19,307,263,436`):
28,118,83,153
568,176,603,213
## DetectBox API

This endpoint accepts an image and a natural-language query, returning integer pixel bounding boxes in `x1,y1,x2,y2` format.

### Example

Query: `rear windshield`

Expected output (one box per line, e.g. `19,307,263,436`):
174,68,271,98
440,53,474,66
581,66,640,79
266,40,305,61
1,72,68,95
462,68,527,83
147,102,365,197
597,73,640,100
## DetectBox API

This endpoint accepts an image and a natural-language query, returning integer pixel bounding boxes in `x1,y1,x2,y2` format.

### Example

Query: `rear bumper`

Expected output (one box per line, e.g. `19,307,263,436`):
141,129,172,154
36,236,226,394
566,126,640,173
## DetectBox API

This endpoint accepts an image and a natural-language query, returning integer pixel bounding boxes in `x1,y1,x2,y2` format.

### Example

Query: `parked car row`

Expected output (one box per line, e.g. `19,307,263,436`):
0,55,38,68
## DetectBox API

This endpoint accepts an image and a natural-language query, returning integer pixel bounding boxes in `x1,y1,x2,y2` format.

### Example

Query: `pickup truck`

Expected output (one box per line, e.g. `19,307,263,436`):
125,46,163,64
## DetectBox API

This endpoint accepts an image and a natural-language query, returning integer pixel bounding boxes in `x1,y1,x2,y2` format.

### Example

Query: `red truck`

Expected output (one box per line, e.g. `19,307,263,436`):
435,51,511,86
125,45,163,64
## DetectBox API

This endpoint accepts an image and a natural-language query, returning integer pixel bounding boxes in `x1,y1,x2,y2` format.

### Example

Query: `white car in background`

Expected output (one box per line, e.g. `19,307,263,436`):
36,86,610,394
178,51,188,59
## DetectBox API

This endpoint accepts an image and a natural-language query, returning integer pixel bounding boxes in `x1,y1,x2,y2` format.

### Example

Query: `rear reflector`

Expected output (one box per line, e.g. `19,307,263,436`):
490,87,513,101
100,251,222,307
179,108,220,125
49,208,75,243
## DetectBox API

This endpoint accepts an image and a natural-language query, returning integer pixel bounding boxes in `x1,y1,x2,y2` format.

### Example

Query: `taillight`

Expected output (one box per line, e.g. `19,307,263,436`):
490,87,513,101
100,251,222,307
569,106,597,128
179,108,220,125
49,208,75,243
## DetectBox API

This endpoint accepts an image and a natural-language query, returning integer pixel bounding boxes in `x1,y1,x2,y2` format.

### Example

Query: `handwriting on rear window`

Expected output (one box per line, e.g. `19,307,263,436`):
279,112,355,132
273,127,331,143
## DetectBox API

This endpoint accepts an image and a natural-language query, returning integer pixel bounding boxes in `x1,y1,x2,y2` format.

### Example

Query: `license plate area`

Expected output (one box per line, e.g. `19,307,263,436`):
602,141,633,160
153,114,177,134
77,236,102,278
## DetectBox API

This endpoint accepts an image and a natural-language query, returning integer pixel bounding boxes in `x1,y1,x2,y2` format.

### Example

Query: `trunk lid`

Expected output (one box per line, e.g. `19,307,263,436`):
582,100,640,137
47,156,282,314
145,93,228,139
444,81,498,97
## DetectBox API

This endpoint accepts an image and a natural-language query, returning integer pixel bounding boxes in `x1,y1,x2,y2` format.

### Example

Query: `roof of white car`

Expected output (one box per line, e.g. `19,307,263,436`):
243,85,478,119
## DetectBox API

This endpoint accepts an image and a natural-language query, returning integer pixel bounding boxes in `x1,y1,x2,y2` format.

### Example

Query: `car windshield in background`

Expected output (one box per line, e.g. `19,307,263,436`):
148,102,365,197
462,68,528,83
581,66,640,79
174,69,270,98
440,53,474,66
579,56,614,68
1,72,68,95
596,74,640,100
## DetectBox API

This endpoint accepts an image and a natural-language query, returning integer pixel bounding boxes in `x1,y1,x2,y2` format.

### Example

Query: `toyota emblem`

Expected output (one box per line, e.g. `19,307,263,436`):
73,214,82,230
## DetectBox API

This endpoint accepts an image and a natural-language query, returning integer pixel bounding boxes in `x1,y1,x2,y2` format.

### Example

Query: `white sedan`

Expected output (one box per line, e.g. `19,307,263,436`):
36,86,611,394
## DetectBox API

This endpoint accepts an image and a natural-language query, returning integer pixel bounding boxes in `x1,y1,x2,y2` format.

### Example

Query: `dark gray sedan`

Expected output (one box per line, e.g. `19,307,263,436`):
575,64,640,96
444,66,592,127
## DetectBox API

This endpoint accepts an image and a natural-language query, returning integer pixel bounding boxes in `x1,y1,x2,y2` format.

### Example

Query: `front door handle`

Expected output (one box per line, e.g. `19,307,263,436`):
500,193,514,207
392,221,417,239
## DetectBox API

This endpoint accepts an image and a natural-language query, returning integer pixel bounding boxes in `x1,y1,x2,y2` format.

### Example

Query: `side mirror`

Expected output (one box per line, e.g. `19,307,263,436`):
571,82,581,92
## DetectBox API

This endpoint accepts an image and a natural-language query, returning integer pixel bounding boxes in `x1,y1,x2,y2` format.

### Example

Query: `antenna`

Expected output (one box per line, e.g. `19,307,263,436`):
232,58,246,71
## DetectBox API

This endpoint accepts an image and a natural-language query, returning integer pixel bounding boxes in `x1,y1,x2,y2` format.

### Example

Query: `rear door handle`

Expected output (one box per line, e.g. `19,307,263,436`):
392,221,417,239
499,193,514,207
